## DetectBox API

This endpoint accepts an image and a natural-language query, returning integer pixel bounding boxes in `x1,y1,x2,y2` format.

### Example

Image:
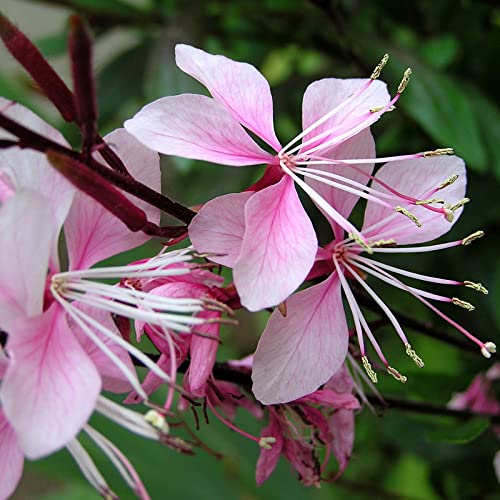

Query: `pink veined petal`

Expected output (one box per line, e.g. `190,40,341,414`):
255,414,284,486
301,78,390,152
0,409,24,500
0,191,54,327
189,310,221,394
65,128,161,270
234,176,317,311
305,129,376,240
175,44,281,152
325,364,355,394
252,273,348,404
70,302,135,394
124,94,274,166
295,390,359,410
362,155,466,244
1,304,101,459
331,409,355,475
188,191,252,267
0,99,75,266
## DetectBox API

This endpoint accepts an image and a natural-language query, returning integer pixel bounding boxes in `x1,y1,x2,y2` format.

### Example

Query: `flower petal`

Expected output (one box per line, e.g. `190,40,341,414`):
305,129,375,240
175,44,281,151
362,155,466,244
0,410,24,500
234,177,317,311
188,191,252,267
331,409,355,475
0,191,54,326
252,274,348,404
1,305,101,459
65,128,161,270
255,414,284,486
301,78,389,153
124,94,274,166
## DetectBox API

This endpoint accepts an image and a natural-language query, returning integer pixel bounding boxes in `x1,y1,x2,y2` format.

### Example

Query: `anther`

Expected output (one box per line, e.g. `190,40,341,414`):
462,230,484,246
397,68,412,94
449,198,470,212
405,343,424,368
480,342,497,359
395,206,422,227
423,148,455,157
144,410,170,434
371,239,397,248
348,232,373,254
438,174,459,190
371,54,389,80
362,356,378,383
278,301,287,317
444,208,454,222
451,298,475,311
414,198,445,205
464,281,488,295
387,366,407,383
259,436,277,450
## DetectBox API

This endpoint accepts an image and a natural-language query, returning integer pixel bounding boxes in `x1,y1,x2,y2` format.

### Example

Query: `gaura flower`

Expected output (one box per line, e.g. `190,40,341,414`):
0,101,215,463
125,45,452,311
251,151,495,404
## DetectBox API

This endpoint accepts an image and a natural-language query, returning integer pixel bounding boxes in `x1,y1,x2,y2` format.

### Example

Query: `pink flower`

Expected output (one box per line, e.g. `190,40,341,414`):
124,46,447,311
256,365,359,486
252,151,494,404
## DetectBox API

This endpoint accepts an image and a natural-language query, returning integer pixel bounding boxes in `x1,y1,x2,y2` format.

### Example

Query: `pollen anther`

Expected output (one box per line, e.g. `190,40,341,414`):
387,366,407,383
259,436,277,450
395,206,422,227
371,239,397,248
405,343,424,368
423,148,454,157
481,342,497,358
348,232,373,254
362,356,378,383
414,198,445,205
464,281,488,295
144,410,170,434
451,298,475,311
397,68,412,94
449,198,470,212
438,174,459,190
371,53,389,80
461,230,484,246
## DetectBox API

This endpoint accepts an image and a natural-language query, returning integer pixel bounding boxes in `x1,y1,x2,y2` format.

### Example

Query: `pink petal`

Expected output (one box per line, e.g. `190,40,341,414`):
234,177,317,311
175,44,281,151
0,410,24,499
362,156,466,244
301,78,389,152
0,191,54,327
124,94,274,166
0,99,75,265
70,302,135,394
331,409,355,475
255,414,284,486
189,310,221,394
305,129,375,240
252,274,348,404
65,128,161,270
188,192,252,267
296,390,359,410
1,305,101,458
325,364,355,394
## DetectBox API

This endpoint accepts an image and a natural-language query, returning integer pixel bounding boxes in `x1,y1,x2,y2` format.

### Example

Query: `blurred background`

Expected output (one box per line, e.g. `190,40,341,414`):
1,0,499,498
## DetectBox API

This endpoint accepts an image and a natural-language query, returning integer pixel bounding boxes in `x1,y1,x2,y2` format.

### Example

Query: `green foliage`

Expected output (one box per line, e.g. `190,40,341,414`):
427,417,491,445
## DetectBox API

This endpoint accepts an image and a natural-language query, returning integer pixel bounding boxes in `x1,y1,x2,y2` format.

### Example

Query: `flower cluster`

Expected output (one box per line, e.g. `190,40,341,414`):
0,15,496,498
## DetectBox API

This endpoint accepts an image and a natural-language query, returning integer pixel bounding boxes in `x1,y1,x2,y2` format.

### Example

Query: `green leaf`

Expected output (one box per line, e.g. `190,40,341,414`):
36,31,68,59
427,417,490,444
420,35,460,70
59,0,147,16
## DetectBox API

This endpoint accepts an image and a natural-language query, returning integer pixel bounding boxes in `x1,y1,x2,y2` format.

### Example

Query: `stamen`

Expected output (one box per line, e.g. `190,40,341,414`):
448,198,470,212
481,342,497,359
348,232,373,254
362,356,378,383
464,281,488,295
414,198,445,205
387,366,407,383
451,298,475,311
444,209,454,222
423,148,454,157
438,174,459,190
144,410,170,434
259,437,277,450
394,206,422,227
371,239,396,248
405,343,424,368
371,53,389,80
462,230,484,246
370,105,396,113
397,68,412,94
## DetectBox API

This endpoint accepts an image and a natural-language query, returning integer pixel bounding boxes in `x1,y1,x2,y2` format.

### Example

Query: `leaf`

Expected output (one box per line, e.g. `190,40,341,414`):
420,36,460,70
36,31,68,59
60,0,146,16
427,417,490,444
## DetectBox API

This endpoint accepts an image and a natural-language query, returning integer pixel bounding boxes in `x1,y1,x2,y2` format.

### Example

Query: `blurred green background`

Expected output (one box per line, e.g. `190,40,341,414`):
1,0,499,498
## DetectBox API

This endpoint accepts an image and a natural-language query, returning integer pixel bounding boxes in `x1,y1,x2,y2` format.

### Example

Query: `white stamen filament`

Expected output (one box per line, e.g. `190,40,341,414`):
367,240,462,254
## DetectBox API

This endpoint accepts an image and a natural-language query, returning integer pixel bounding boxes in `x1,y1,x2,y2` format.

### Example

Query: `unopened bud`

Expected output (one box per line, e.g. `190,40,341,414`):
464,281,488,295
387,366,407,383
451,297,475,311
395,206,422,227
259,436,277,450
405,343,424,368
398,68,412,93
462,230,484,246
144,410,169,434
371,53,389,80
362,356,378,383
